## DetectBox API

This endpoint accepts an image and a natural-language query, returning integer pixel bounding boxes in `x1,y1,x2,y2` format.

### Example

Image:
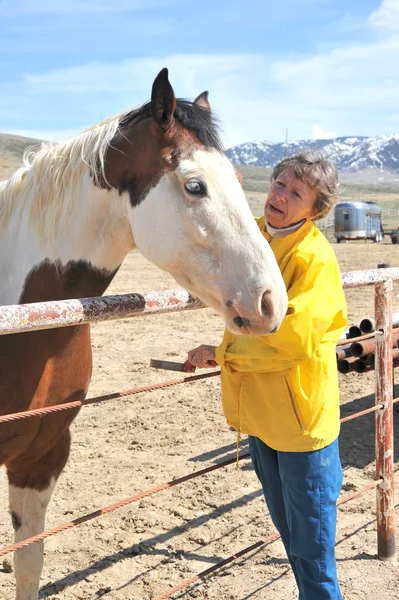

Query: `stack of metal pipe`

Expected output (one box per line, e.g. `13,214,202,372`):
337,313,399,375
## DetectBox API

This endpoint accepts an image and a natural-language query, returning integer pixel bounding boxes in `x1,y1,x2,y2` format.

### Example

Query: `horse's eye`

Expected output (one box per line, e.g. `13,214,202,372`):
184,179,207,197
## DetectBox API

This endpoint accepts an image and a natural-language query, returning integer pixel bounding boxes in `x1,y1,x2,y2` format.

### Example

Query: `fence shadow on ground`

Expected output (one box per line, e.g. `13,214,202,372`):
39,383,399,598
188,439,248,464
38,487,263,598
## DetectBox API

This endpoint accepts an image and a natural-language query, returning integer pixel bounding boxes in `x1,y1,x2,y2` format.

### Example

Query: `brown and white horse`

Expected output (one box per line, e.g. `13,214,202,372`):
0,68,287,599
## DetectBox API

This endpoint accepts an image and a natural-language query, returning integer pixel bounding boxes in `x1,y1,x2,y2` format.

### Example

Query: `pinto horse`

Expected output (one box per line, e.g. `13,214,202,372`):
0,68,287,599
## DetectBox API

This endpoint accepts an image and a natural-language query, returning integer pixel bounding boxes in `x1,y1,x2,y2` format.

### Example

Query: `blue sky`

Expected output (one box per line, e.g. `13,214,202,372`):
1,0,399,147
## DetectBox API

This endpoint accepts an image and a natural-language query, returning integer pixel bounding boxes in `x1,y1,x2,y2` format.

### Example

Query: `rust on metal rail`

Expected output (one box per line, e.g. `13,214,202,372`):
341,267,399,288
1,269,399,337
0,289,205,336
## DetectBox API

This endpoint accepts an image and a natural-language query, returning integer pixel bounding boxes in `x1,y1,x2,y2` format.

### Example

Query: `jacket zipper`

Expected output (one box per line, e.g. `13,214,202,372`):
285,379,305,433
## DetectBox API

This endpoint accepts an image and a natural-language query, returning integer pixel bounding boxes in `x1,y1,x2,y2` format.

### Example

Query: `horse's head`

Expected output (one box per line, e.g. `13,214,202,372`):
102,68,288,335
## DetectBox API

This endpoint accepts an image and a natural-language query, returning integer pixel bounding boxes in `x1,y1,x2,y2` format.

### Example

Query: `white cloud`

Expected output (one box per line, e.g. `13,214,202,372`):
268,35,399,115
3,1,399,148
23,55,259,96
18,39,399,146
369,0,399,31
312,125,337,140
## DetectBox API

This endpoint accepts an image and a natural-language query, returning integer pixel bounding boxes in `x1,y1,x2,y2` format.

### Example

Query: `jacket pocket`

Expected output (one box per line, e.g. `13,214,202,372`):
284,377,306,434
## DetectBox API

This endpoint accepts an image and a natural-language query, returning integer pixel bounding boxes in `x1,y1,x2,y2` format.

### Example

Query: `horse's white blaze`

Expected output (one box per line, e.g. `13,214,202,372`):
9,480,56,600
129,149,288,335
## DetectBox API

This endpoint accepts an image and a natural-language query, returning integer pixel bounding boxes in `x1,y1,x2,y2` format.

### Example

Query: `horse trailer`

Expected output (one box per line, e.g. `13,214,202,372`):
334,201,383,243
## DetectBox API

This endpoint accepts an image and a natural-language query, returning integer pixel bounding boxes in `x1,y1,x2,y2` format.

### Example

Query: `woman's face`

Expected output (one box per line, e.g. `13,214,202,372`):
264,167,318,228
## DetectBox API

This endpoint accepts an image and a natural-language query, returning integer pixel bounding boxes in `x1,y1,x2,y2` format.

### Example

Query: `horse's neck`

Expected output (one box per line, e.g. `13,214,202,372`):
54,175,134,270
0,174,135,306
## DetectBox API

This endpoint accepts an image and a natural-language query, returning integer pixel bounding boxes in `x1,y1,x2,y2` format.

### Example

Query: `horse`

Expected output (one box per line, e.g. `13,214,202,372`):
0,67,288,599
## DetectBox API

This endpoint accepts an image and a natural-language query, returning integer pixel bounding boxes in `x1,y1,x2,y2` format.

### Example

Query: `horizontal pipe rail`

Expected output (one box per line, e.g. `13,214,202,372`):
350,330,399,357
0,289,204,335
1,269,399,336
341,268,399,288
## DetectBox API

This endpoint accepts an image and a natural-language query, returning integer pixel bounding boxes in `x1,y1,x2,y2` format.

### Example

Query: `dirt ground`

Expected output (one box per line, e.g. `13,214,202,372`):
1,238,399,600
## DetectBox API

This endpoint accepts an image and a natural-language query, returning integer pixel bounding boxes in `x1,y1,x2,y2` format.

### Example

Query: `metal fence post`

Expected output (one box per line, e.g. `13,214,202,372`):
375,278,396,560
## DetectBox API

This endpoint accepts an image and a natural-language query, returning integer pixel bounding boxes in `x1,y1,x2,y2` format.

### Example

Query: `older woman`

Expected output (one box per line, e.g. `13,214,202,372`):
188,151,347,600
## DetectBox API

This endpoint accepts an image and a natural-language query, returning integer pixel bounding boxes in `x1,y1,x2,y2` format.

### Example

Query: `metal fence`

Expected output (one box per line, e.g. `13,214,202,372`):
0,267,397,597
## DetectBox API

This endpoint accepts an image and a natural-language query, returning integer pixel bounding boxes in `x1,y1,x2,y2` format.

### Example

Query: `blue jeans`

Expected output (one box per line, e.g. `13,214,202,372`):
248,436,343,600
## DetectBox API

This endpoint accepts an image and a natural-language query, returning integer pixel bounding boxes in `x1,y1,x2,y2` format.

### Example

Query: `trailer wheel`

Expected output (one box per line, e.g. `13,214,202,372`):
392,235,397,244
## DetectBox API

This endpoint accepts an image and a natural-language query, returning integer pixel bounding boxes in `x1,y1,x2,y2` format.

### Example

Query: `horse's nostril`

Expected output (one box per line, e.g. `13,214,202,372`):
261,291,271,318
233,316,252,329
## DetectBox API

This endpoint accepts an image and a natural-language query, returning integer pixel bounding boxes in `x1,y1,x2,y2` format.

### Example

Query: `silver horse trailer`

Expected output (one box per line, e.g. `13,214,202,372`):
334,201,383,243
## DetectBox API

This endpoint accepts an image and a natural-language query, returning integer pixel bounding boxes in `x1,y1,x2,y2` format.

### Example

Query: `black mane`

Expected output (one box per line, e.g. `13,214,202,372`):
119,98,224,153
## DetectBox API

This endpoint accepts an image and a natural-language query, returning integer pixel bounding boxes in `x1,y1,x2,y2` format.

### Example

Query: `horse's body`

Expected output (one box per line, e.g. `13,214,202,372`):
0,69,287,599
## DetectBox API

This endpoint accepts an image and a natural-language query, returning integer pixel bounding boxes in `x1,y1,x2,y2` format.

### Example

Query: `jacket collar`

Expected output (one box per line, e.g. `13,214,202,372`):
257,215,315,246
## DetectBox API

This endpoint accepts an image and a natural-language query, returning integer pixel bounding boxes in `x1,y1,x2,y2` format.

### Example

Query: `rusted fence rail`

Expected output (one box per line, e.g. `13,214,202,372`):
0,289,203,335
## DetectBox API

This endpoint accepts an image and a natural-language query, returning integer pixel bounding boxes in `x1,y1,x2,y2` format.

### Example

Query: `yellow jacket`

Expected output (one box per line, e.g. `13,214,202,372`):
215,217,347,452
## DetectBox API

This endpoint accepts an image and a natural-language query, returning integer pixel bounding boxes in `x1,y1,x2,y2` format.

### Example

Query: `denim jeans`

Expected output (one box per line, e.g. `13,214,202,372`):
248,436,343,599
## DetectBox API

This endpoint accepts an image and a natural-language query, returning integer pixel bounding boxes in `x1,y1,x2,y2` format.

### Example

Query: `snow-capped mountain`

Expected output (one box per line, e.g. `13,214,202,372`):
226,134,399,172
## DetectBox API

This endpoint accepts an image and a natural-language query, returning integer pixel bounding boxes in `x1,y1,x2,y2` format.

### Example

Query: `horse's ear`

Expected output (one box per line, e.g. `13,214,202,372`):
151,68,176,129
194,91,211,112
234,167,243,187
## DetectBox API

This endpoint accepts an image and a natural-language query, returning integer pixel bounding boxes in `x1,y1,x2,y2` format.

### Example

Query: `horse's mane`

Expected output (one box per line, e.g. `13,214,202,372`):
0,114,121,241
120,99,224,153
0,99,223,243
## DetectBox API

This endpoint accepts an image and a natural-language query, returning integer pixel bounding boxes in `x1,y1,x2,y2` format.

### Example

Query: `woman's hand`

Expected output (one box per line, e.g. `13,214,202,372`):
187,344,218,369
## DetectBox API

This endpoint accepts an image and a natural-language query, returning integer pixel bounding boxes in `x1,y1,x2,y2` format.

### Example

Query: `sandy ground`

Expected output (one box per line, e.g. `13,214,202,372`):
1,239,399,600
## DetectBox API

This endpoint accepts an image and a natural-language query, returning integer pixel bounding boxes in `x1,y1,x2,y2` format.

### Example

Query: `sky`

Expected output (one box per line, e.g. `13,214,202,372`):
1,0,399,148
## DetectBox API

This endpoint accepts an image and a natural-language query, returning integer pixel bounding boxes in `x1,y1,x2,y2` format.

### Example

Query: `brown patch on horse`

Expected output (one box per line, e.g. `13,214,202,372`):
18,259,119,303
1,260,118,490
102,122,205,208
7,430,72,491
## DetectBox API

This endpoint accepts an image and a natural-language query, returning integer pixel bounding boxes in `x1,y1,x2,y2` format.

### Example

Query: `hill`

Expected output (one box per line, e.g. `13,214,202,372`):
0,132,42,181
226,135,399,181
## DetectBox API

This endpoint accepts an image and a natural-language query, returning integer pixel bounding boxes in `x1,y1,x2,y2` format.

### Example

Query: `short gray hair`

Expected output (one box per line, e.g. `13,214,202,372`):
270,150,339,221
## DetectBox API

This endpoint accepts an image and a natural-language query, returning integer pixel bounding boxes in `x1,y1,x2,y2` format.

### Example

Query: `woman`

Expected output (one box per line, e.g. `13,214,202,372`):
188,151,347,600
